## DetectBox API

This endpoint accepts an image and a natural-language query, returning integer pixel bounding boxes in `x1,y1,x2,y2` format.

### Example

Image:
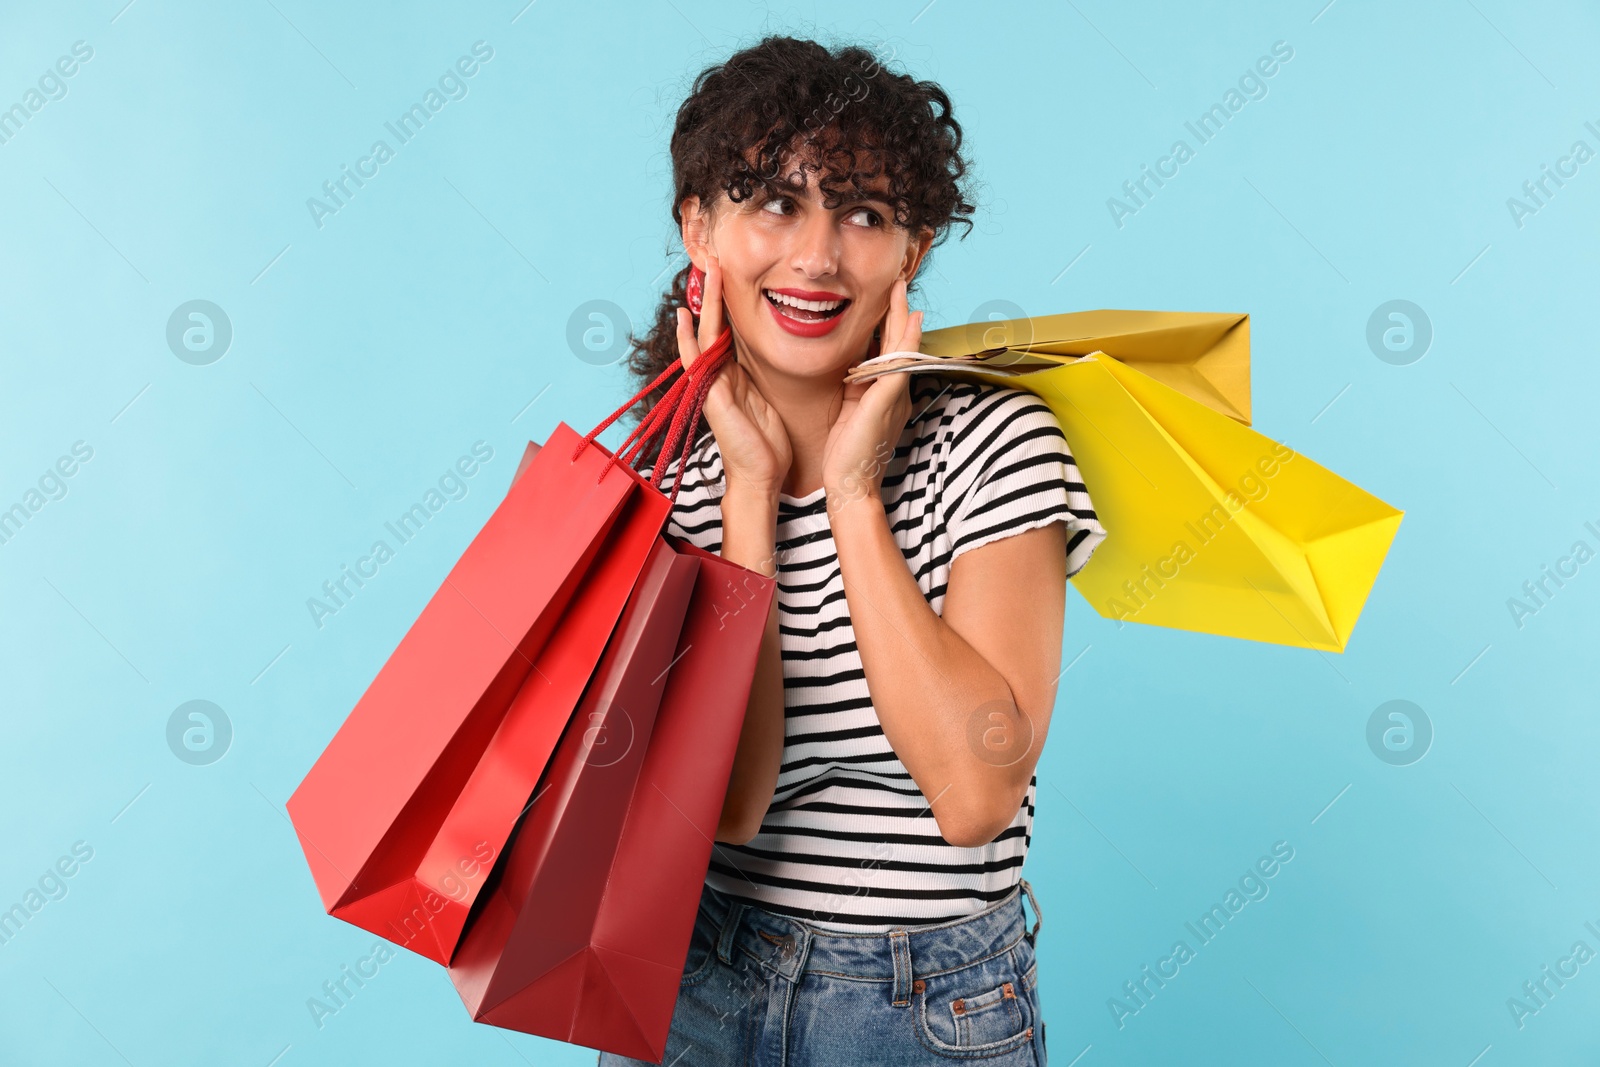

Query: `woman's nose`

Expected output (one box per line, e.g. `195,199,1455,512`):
789,213,840,278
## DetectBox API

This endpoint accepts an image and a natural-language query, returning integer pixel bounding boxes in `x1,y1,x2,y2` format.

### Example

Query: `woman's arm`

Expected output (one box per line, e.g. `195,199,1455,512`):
829,494,1067,848
712,485,786,844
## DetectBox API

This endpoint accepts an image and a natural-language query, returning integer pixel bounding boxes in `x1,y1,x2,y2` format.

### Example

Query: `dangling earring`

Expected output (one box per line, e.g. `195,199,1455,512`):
686,264,705,316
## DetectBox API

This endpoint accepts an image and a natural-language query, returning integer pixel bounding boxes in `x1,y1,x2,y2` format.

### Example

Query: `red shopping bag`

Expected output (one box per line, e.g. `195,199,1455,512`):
447,533,776,1062
286,328,739,965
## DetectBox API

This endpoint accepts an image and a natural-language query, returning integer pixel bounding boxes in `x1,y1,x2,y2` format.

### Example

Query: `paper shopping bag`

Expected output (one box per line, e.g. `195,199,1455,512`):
447,536,702,1020
1050,354,1403,650
914,309,1252,424
286,422,672,964
285,320,741,965
869,350,1400,651
390,449,682,962
448,537,777,1061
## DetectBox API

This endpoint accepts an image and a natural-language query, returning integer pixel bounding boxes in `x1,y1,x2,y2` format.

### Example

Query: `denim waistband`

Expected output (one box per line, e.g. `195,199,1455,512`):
699,881,1042,1005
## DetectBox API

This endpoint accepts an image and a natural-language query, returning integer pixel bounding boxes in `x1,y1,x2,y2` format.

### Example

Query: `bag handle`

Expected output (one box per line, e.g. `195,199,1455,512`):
571,325,735,507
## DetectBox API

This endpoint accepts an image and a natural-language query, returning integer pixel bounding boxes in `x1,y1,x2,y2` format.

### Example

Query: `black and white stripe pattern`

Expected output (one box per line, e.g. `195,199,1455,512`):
642,374,1106,931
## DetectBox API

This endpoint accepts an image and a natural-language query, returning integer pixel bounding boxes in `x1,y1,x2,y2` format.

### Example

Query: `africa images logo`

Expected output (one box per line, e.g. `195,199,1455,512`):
305,41,494,229
1107,840,1296,1029
1106,41,1294,229
306,442,495,629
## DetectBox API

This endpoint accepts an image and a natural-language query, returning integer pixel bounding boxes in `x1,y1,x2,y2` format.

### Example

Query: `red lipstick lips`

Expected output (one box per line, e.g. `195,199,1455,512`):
764,287,851,338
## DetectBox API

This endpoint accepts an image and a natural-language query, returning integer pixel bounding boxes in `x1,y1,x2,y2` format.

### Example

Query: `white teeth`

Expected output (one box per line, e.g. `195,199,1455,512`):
764,290,845,312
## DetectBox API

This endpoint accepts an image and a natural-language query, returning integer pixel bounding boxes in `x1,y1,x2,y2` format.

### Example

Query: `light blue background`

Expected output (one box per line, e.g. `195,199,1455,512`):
2,1,1596,1064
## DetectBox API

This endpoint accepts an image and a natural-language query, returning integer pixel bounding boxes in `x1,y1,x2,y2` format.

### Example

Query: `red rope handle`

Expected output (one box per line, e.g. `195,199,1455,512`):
620,327,732,480
572,359,679,463
570,326,735,502
661,342,731,508
612,372,691,469
648,331,734,496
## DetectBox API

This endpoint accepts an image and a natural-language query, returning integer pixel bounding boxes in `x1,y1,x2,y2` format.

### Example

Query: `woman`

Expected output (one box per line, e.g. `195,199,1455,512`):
604,36,1105,1067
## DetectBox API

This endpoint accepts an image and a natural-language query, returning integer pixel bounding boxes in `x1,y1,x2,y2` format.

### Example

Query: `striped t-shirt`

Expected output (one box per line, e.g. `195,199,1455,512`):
641,373,1106,931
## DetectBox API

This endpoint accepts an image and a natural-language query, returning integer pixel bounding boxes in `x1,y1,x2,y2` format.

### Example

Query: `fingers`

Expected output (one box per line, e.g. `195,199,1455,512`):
902,309,924,355
675,307,702,371
697,254,725,351
879,280,922,355
881,278,907,354
867,363,910,408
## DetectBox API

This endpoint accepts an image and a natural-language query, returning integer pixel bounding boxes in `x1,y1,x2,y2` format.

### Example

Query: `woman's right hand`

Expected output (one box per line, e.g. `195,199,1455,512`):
675,254,793,499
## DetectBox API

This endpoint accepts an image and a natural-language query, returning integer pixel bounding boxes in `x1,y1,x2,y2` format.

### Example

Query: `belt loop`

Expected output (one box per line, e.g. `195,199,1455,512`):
889,929,913,1007
717,900,746,965
1018,879,1043,944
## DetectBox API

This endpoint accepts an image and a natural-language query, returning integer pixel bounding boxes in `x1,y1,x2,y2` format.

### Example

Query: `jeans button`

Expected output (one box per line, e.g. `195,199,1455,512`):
758,929,794,959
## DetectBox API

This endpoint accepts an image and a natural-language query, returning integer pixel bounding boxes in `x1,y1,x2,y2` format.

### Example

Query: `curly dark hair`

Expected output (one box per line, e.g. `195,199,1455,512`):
623,35,976,469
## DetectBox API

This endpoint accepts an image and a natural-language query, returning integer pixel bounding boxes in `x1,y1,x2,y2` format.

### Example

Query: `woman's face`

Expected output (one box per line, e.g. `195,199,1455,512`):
683,164,932,380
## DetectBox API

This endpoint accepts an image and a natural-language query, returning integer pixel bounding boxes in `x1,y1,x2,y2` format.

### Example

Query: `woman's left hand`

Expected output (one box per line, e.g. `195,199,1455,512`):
821,277,924,510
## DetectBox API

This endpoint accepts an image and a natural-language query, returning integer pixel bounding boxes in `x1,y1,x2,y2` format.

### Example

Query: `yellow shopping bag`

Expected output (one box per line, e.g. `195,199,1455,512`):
918,309,1253,424
851,313,1402,652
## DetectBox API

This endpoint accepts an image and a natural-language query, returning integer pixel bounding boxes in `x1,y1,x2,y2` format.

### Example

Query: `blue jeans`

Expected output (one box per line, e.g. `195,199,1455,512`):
598,879,1048,1066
